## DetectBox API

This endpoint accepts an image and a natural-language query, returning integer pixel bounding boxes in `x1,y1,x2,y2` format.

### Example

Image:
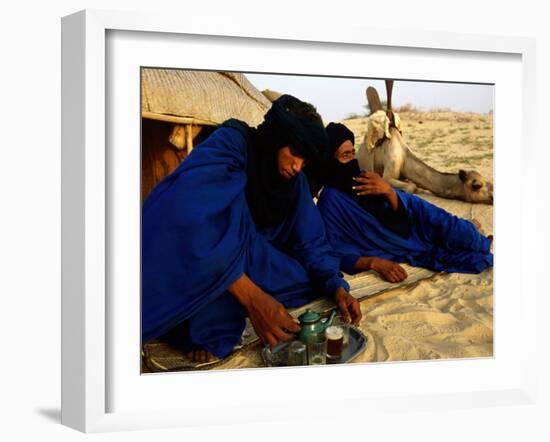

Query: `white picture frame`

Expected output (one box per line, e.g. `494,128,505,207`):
61,9,537,433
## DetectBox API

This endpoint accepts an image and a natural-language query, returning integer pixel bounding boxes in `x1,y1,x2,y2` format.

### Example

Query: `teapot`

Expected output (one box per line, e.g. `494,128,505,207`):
297,308,337,344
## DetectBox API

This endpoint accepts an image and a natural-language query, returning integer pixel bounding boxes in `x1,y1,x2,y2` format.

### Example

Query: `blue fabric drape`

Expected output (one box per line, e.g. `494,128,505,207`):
317,187,493,275
142,127,348,358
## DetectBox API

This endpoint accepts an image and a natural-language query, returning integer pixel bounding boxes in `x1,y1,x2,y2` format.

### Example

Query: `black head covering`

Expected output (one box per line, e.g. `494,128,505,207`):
326,122,355,158
244,94,329,228
321,122,359,192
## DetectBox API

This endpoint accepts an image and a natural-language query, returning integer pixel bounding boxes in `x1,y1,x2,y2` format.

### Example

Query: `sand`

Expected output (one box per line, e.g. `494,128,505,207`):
354,270,493,363
344,111,493,179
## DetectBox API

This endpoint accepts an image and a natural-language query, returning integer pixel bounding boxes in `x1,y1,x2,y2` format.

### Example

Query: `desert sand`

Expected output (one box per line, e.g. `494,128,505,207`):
143,111,494,372
344,111,494,179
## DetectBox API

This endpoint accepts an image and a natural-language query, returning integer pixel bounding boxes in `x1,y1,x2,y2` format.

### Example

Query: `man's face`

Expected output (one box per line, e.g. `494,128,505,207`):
334,140,355,164
277,146,306,180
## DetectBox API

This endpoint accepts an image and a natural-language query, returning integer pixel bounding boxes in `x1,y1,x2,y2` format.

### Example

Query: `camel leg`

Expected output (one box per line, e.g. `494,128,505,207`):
382,154,417,193
386,177,417,193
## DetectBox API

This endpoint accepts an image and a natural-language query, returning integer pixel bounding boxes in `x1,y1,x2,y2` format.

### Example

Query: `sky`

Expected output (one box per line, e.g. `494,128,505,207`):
245,73,494,122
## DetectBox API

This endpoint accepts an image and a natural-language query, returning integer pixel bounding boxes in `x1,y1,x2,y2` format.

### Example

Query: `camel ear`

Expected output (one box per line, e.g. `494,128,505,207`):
366,131,376,152
367,111,390,150
458,169,468,182
366,118,376,151
394,112,402,133
383,114,391,139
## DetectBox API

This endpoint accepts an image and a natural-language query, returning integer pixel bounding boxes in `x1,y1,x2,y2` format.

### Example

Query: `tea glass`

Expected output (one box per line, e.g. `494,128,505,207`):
326,325,345,360
307,334,327,365
287,340,307,366
332,316,350,347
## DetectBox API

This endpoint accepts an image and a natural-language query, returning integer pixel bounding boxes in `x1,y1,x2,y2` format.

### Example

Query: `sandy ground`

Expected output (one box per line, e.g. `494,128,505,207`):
355,270,493,362
143,111,494,372
344,111,493,179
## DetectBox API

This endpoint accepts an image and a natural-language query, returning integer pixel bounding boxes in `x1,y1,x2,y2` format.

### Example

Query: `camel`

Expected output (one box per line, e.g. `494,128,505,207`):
356,81,493,205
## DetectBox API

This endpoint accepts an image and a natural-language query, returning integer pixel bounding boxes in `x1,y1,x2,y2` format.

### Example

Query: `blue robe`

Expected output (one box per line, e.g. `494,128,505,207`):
317,187,493,275
142,126,349,358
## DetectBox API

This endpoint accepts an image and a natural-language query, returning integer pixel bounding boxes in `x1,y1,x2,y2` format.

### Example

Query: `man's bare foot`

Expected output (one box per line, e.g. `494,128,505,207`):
185,349,218,363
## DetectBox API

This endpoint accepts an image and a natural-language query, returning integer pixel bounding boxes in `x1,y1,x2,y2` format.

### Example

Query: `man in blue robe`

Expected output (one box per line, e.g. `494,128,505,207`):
142,96,361,363
317,122,493,283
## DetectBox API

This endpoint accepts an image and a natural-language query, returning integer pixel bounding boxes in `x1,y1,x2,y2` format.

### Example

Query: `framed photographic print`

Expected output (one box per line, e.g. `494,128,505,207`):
61,9,537,433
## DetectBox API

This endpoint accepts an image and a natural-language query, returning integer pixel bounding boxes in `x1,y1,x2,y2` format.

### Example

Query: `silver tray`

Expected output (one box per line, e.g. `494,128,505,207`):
261,325,368,367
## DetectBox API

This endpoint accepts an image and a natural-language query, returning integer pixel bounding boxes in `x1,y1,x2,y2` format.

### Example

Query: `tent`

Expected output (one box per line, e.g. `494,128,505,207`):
141,69,272,201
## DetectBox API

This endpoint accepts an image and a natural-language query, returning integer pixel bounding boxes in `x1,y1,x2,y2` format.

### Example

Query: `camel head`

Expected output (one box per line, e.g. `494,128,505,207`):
366,110,391,151
366,109,403,152
365,84,403,152
458,169,493,204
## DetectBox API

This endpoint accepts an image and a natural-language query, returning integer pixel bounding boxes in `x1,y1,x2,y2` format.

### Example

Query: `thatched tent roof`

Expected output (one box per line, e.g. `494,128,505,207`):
141,69,272,127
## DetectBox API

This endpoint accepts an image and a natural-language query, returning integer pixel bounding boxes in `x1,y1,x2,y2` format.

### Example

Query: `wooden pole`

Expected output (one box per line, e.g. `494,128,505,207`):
186,123,194,154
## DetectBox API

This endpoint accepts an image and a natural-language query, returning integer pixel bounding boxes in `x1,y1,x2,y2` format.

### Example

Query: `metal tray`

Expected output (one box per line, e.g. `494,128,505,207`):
261,325,368,367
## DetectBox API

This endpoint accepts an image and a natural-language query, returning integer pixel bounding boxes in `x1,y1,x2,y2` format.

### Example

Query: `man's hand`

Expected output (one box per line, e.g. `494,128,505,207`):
352,171,399,211
356,256,407,283
334,287,362,325
228,274,300,347
352,171,393,196
245,291,301,347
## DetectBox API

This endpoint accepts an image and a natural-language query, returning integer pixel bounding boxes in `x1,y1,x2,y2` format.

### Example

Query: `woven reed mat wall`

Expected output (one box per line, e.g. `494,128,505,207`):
141,69,271,126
